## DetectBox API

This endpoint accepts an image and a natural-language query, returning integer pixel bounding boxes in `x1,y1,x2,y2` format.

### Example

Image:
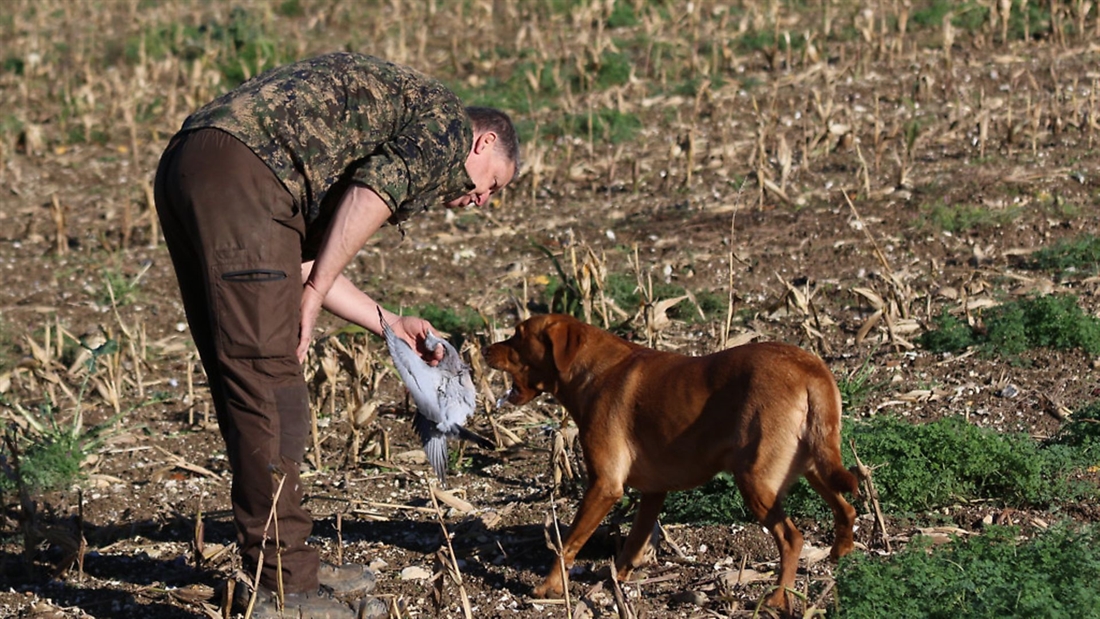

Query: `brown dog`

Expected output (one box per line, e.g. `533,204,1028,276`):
484,314,858,611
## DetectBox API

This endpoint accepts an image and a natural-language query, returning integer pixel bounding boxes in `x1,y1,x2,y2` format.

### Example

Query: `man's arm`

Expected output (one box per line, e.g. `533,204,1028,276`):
297,183,390,362
297,182,442,364
300,267,441,361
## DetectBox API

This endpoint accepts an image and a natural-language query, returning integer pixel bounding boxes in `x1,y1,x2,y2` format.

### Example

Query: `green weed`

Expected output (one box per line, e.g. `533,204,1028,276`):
119,7,293,87
553,108,642,145
1051,400,1100,460
837,353,883,414
919,294,1100,357
845,415,1093,514
602,273,721,325
1,340,123,493
910,1,989,33
662,414,1097,525
835,524,1100,618
1026,234,1100,278
919,309,979,353
919,200,1020,233
100,267,143,307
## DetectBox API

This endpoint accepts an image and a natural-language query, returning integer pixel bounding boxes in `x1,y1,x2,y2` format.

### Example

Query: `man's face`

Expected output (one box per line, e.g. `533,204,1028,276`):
445,132,515,208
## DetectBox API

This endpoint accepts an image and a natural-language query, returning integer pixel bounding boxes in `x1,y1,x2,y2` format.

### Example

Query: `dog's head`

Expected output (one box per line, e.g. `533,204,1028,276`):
483,314,585,405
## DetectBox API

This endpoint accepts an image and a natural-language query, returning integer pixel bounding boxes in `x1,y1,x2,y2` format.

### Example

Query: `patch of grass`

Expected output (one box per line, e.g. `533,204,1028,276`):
1051,400,1100,459
456,47,633,119
837,353,883,414
1025,234,1100,278
910,1,988,33
845,415,1094,514
100,267,143,307
453,57,560,116
919,200,1020,233
920,294,1100,357
551,108,642,144
835,524,1100,618
588,50,633,90
662,414,1098,525
605,1,639,28
118,7,293,87
600,273,722,325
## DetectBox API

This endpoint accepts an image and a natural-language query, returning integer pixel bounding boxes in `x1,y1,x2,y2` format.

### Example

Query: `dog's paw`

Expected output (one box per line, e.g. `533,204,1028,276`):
532,573,566,599
615,565,637,583
532,583,562,599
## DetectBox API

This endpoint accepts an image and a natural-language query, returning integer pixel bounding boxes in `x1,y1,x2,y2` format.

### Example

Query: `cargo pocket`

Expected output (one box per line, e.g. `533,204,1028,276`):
214,263,299,359
275,383,310,462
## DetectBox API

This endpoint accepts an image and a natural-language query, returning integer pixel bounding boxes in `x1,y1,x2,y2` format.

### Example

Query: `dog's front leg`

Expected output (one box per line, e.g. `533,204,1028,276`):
534,480,623,598
615,491,666,582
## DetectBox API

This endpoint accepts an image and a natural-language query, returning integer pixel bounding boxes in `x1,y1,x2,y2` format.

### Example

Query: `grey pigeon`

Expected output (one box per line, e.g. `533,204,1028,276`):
380,313,492,484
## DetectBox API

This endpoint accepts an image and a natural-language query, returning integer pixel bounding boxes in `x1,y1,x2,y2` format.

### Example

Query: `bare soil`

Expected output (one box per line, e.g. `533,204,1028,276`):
2,3,1100,618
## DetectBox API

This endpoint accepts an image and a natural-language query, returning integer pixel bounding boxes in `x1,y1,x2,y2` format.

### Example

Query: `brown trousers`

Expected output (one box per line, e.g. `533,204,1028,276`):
154,128,320,592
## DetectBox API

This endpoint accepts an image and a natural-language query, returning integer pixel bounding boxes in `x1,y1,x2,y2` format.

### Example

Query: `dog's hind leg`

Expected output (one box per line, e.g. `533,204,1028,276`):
615,491,667,582
735,474,802,612
804,471,856,560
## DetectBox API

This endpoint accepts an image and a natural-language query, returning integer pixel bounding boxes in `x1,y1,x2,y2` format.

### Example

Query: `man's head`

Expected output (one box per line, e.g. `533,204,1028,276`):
446,107,520,208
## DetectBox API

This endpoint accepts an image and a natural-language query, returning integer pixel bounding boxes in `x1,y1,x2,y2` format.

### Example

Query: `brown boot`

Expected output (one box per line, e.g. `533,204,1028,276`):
318,562,378,597
355,597,389,619
238,585,356,619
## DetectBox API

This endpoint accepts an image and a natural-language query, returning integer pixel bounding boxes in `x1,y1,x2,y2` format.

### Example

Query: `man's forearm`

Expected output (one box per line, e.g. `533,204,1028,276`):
304,183,391,301
310,271,394,336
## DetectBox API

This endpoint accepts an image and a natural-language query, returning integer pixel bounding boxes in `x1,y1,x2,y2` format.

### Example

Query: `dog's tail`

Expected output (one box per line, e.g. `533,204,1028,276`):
806,376,860,496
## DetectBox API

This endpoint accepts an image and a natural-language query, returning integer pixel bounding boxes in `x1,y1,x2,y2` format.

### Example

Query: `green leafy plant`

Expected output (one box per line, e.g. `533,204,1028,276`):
920,294,1100,357
919,200,1020,233
553,108,642,144
835,524,1100,618
100,267,143,307
910,0,990,33
662,414,1098,525
1026,234,1100,278
919,309,978,353
1050,400,1100,460
536,244,585,319
602,273,721,325
837,353,883,414
1,340,123,493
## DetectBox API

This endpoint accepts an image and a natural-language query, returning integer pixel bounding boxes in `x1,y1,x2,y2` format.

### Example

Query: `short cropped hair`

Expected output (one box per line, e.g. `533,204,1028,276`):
467,106,521,179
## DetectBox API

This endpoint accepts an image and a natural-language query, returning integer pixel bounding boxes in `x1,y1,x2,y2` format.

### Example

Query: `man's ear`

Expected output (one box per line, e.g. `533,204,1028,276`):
473,131,497,154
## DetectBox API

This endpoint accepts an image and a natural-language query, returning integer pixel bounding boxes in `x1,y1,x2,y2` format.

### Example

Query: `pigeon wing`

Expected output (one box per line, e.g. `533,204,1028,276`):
424,333,477,432
381,317,445,423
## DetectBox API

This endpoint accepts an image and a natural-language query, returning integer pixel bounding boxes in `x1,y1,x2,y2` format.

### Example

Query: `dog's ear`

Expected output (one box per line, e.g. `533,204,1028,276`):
544,316,583,376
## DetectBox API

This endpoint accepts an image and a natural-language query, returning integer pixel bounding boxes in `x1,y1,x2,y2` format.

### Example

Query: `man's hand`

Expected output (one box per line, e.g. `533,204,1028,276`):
297,282,326,363
391,315,444,365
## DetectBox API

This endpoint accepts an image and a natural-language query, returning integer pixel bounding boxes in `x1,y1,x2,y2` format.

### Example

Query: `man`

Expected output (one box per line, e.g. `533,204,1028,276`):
153,52,519,618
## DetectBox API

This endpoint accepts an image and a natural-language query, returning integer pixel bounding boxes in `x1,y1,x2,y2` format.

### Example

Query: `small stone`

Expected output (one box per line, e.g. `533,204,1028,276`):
399,566,432,581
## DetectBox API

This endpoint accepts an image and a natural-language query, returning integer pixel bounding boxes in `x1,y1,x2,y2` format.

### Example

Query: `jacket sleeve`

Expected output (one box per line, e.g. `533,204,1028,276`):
350,109,474,223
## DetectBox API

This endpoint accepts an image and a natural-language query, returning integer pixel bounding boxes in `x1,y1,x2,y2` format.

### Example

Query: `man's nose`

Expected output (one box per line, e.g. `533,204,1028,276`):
474,192,489,206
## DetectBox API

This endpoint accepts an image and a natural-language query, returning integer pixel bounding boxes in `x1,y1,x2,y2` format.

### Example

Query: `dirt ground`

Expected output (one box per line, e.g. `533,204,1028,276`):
2,2,1100,618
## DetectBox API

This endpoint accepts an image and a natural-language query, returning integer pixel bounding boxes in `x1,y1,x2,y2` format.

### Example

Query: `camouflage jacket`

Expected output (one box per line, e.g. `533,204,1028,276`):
181,53,474,239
